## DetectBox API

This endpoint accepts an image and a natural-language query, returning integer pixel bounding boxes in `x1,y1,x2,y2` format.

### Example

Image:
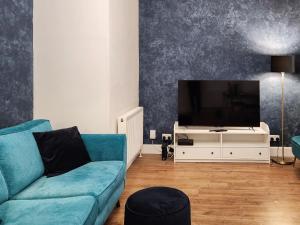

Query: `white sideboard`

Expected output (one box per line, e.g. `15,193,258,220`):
173,122,270,163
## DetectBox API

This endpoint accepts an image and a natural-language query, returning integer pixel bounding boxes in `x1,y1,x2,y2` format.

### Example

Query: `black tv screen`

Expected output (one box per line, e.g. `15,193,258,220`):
178,80,260,127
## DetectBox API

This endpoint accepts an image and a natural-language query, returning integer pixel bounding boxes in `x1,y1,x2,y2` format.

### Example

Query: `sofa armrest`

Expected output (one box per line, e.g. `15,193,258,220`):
81,134,127,164
292,136,300,145
292,136,300,159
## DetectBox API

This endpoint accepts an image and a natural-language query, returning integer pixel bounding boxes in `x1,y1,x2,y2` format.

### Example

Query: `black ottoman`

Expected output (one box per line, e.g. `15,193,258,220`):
124,187,191,225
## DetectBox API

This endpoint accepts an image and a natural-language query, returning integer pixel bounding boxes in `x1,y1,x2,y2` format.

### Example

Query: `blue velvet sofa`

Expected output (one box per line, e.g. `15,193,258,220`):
0,120,126,225
292,136,300,165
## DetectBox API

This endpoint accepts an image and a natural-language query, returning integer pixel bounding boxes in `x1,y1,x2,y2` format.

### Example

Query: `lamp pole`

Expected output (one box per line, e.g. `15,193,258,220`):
270,55,295,165
277,72,293,165
281,72,285,162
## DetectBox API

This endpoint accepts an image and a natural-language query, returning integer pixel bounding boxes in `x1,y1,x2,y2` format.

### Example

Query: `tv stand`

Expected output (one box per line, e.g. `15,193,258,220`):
174,122,270,163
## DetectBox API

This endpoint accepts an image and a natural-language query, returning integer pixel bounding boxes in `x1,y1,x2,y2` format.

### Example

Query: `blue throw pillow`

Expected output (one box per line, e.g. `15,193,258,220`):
33,127,91,177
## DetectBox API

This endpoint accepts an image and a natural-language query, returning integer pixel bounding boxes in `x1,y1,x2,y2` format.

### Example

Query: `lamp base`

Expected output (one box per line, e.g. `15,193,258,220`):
271,158,294,165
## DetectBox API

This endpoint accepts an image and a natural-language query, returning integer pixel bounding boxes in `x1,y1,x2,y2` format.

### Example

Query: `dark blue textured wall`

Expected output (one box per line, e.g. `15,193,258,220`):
140,0,300,144
0,0,33,128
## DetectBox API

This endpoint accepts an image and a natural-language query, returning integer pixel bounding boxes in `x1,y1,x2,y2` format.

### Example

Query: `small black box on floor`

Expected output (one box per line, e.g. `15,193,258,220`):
178,138,193,146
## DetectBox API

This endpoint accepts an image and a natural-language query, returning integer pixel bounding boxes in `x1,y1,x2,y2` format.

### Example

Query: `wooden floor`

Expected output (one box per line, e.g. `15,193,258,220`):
105,155,300,225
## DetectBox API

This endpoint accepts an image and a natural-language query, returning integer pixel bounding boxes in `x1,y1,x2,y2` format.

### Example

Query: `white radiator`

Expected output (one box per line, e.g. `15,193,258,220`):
118,107,143,169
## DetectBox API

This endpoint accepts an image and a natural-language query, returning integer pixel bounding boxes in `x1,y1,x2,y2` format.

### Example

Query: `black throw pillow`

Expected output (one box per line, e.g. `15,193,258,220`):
33,126,91,177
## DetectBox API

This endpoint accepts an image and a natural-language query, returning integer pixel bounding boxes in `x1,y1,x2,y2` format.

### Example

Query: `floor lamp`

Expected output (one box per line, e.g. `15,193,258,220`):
271,56,295,165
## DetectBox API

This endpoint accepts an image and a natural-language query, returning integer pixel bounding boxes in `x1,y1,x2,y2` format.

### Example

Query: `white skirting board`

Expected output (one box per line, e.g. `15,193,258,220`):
270,147,293,158
142,144,294,158
142,144,161,154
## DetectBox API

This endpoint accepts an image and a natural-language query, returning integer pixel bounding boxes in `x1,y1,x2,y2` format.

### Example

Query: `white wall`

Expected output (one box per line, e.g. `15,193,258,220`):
109,0,139,132
33,0,139,133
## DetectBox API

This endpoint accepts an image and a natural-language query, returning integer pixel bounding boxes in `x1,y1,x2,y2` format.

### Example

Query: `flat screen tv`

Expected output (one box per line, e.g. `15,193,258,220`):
178,80,260,127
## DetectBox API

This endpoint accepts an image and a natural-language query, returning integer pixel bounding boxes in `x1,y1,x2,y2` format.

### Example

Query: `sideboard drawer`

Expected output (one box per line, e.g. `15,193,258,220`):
176,147,221,159
222,148,269,160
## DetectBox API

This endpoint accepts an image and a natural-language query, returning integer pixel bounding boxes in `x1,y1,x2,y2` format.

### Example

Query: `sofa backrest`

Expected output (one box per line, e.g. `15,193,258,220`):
0,120,51,135
0,170,8,204
0,120,52,198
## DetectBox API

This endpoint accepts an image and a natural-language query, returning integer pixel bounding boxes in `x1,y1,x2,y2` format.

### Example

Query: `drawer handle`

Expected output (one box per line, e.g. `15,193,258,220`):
259,152,262,155
211,152,214,155
183,152,185,155
230,152,233,155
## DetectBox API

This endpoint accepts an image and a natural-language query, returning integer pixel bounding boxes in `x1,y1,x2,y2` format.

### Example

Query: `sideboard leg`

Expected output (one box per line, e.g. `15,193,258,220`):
116,200,120,208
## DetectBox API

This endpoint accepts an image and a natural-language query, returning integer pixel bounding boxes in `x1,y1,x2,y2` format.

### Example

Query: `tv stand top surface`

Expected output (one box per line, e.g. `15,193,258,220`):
209,129,228,132
174,122,269,135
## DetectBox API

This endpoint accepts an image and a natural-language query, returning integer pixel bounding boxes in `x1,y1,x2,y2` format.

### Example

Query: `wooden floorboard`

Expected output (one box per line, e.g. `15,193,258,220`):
105,155,300,225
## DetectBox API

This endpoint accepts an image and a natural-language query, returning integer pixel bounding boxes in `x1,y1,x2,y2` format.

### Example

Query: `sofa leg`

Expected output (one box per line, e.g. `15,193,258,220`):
116,200,120,208
293,157,297,167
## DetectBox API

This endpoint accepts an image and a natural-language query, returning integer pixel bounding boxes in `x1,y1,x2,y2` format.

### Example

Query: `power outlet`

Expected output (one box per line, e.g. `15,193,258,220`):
270,135,280,142
150,130,156,140
162,134,172,141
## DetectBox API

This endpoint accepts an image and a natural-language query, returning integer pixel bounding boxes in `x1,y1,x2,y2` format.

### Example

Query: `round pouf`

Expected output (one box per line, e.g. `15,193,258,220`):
124,187,191,225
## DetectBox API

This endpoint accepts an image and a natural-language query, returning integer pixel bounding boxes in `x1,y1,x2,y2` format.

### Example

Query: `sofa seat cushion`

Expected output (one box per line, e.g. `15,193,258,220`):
0,196,98,225
14,161,125,210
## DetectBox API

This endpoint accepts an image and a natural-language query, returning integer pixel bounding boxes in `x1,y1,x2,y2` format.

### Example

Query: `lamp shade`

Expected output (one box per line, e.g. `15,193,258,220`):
296,55,300,73
271,56,295,73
